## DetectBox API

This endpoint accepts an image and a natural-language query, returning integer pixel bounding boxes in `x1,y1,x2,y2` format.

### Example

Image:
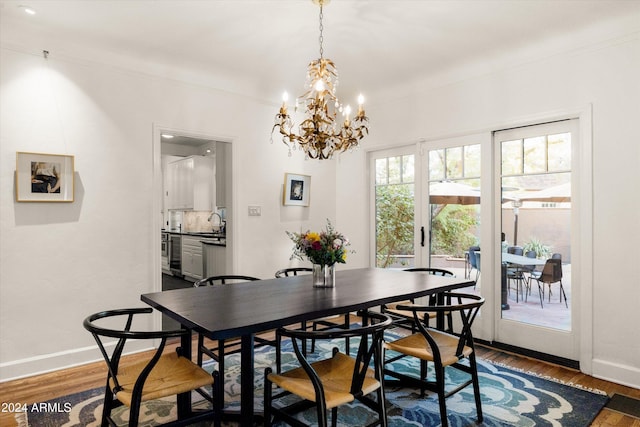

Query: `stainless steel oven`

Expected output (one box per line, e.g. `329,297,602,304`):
161,232,169,257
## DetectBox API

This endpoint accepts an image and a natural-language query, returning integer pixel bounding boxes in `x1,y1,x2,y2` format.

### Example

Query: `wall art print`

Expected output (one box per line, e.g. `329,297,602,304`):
15,152,75,202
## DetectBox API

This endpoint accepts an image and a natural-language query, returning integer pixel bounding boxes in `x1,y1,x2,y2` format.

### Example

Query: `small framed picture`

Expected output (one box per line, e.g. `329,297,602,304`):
283,173,310,206
15,152,75,202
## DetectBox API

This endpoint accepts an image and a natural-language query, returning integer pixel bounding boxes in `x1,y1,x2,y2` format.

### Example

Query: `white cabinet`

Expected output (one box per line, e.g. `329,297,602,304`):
203,243,227,277
167,156,215,210
181,236,204,280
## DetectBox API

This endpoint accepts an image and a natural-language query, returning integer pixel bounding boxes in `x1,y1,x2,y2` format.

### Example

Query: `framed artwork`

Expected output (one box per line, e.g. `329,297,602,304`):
15,152,75,202
283,173,310,206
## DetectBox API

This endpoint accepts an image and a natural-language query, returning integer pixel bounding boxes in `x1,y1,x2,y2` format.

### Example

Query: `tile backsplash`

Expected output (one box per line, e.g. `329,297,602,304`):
183,211,215,232
167,209,225,233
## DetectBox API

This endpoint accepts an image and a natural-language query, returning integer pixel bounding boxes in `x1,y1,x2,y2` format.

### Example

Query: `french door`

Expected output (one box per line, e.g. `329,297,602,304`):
370,117,587,364
370,146,420,269
494,119,579,361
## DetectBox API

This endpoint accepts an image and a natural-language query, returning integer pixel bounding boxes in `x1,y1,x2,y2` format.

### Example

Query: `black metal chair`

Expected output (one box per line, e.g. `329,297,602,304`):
193,275,264,404
530,258,567,308
381,268,454,333
275,267,351,355
83,308,220,427
264,311,393,427
522,250,538,297
506,246,526,302
384,293,485,427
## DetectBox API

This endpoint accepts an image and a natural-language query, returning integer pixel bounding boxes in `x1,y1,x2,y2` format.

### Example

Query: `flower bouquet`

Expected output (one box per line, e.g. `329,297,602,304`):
286,220,352,287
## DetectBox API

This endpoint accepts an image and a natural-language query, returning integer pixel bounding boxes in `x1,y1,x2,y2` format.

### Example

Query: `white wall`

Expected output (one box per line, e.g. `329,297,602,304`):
0,47,337,380
337,30,640,387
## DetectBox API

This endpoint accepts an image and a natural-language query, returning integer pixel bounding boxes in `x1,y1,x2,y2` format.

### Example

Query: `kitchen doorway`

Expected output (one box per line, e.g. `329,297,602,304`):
152,127,234,301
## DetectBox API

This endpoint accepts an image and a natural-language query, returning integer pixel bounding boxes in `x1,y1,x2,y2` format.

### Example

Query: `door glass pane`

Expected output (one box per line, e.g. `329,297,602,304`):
501,130,572,331
501,139,522,175
548,133,572,171
523,136,546,174
388,156,402,184
464,145,481,177
375,158,387,185
446,147,463,179
428,144,481,279
429,149,445,180
375,154,415,268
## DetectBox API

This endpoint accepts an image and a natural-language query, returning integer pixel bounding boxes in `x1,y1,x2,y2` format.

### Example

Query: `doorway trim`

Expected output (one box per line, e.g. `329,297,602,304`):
151,124,237,322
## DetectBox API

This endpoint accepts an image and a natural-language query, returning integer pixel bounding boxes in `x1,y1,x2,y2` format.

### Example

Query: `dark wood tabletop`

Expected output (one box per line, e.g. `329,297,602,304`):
141,267,475,426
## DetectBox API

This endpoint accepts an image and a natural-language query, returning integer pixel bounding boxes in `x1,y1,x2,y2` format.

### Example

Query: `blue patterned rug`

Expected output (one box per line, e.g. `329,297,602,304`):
23,331,608,426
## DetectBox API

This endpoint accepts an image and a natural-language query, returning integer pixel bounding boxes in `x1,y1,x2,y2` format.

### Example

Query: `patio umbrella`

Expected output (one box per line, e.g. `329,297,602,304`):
429,181,481,205
428,181,480,266
518,182,571,203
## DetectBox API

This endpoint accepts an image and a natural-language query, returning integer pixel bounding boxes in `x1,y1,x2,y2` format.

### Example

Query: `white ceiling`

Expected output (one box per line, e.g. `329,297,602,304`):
1,0,639,105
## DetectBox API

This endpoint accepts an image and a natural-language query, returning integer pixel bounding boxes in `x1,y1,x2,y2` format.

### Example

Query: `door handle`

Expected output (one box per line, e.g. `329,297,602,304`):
420,226,425,247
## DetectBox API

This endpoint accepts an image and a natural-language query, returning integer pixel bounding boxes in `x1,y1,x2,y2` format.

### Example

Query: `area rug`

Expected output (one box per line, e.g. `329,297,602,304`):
23,332,608,427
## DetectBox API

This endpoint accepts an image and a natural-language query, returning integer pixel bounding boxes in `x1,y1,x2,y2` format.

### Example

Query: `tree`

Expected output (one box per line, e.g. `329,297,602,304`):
431,205,478,258
375,184,414,268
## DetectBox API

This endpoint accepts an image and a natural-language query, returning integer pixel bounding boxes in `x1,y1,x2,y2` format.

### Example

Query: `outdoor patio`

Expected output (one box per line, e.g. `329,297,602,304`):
441,261,572,332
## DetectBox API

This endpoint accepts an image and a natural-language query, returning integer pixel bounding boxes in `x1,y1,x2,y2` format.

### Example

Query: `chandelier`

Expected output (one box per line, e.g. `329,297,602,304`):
271,0,369,160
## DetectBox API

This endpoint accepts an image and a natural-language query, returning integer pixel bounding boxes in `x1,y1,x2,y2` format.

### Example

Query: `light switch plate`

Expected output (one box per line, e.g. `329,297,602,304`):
248,205,261,216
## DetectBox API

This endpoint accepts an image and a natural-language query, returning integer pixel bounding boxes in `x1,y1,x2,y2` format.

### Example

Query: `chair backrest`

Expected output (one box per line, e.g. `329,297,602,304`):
540,258,563,282
403,267,454,276
468,246,480,268
274,267,313,278
83,308,188,394
508,246,523,256
277,311,392,394
397,293,485,359
523,250,537,272
194,275,260,287
551,253,562,260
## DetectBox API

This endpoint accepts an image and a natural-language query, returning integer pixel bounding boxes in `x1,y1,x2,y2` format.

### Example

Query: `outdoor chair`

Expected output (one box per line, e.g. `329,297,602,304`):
275,267,351,355
506,246,526,302
522,250,538,297
381,268,454,333
83,308,220,427
264,311,393,427
466,246,481,283
530,258,567,308
384,293,485,427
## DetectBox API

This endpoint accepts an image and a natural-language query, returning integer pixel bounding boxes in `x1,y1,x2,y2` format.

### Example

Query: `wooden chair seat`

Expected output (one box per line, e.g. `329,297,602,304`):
385,329,472,367
383,301,436,321
264,311,392,427
267,352,380,409
111,352,214,407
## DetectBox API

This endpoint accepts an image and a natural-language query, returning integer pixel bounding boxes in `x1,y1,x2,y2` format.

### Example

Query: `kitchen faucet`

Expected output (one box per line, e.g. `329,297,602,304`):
207,212,225,233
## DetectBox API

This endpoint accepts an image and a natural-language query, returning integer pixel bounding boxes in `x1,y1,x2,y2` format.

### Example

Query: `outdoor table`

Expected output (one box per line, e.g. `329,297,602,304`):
141,267,475,426
501,252,547,309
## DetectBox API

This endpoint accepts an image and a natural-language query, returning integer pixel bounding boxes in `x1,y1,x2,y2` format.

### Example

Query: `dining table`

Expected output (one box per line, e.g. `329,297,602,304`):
141,267,475,426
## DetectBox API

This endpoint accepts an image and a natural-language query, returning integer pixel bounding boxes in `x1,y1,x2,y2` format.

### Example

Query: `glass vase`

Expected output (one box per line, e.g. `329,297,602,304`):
312,264,335,288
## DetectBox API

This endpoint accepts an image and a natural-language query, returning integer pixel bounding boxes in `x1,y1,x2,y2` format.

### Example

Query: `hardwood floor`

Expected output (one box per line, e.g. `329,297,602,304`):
1,333,638,427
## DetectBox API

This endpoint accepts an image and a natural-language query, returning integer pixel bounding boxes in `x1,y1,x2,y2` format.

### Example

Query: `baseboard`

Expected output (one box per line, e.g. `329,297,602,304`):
0,341,152,383
478,339,580,370
592,358,640,390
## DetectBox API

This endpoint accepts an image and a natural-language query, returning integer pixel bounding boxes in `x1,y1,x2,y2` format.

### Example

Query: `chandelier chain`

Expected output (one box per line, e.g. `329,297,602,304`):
318,4,324,59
